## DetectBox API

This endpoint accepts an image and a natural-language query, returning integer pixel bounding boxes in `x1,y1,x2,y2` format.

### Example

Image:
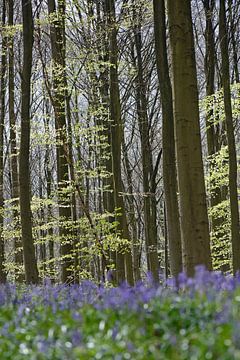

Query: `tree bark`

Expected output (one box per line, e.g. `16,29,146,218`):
48,0,74,283
8,0,23,280
0,0,7,283
228,0,239,83
105,0,134,285
97,1,117,278
204,0,216,156
20,0,39,284
167,0,212,275
133,7,159,282
219,0,240,273
122,134,141,282
153,0,182,277
203,0,229,271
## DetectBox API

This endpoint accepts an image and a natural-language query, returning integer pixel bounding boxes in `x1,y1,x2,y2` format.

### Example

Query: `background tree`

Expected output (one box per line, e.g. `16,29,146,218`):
0,0,7,282
105,0,134,285
19,0,39,284
153,0,182,277
8,0,23,280
219,0,240,273
47,0,77,282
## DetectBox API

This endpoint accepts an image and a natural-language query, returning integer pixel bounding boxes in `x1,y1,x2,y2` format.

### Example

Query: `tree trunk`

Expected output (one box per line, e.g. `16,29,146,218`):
219,0,240,273
0,0,7,283
97,2,117,277
48,0,74,283
122,134,141,282
66,94,80,283
228,0,239,83
203,0,229,271
105,0,134,285
167,0,212,275
133,8,159,282
204,0,216,156
20,0,39,284
8,0,23,281
43,99,55,278
153,0,182,277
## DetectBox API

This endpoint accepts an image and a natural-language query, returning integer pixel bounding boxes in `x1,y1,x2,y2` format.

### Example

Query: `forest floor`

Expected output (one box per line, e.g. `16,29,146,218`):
0,267,239,359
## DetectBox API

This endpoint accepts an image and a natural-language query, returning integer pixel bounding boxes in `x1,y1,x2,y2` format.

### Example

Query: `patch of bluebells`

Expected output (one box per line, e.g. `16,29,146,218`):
1,267,240,359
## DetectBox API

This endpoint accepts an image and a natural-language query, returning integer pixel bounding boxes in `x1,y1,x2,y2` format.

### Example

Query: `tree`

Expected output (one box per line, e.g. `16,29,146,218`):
8,0,23,280
219,0,240,273
203,0,230,271
105,0,134,285
228,0,240,84
19,0,39,284
153,0,182,277
132,1,159,281
0,0,7,283
48,0,74,283
167,0,212,275
204,0,216,157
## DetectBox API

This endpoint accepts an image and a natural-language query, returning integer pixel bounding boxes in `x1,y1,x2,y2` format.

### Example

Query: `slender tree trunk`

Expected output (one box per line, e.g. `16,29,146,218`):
98,2,117,277
48,0,74,283
122,134,141,282
45,146,55,277
105,0,134,285
228,0,239,83
133,9,159,281
153,0,182,277
219,0,240,273
204,0,216,156
8,0,23,280
66,94,79,283
38,148,46,277
20,0,39,284
0,0,7,283
167,0,212,275
204,0,229,271
163,203,169,279
43,100,55,278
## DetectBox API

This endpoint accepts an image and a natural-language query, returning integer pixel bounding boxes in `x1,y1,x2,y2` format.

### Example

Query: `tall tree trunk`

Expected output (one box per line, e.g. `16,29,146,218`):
105,0,134,285
122,134,141,282
20,0,39,284
167,0,212,275
8,0,23,280
219,0,240,273
38,147,46,276
204,0,229,271
0,0,7,283
153,0,182,277
228,0,240,83
43,100,55,278
48,0,74,283
98,1,117,276
204,0,216,156
66,94,79,283
133,7,159,281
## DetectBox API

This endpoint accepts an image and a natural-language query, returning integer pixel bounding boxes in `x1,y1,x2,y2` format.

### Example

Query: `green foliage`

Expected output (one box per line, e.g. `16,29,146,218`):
206,147,231,271
202,83,240,272
201,83,240,127
2,192,130,282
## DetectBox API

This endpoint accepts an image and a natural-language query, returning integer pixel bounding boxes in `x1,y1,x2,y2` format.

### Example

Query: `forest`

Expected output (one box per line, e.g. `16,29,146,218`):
0,0,237,285
0,0,240,284
0,0,239,358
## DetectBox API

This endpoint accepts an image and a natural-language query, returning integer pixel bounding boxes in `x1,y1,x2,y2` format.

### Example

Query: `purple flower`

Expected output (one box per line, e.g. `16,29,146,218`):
72,330,83,346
